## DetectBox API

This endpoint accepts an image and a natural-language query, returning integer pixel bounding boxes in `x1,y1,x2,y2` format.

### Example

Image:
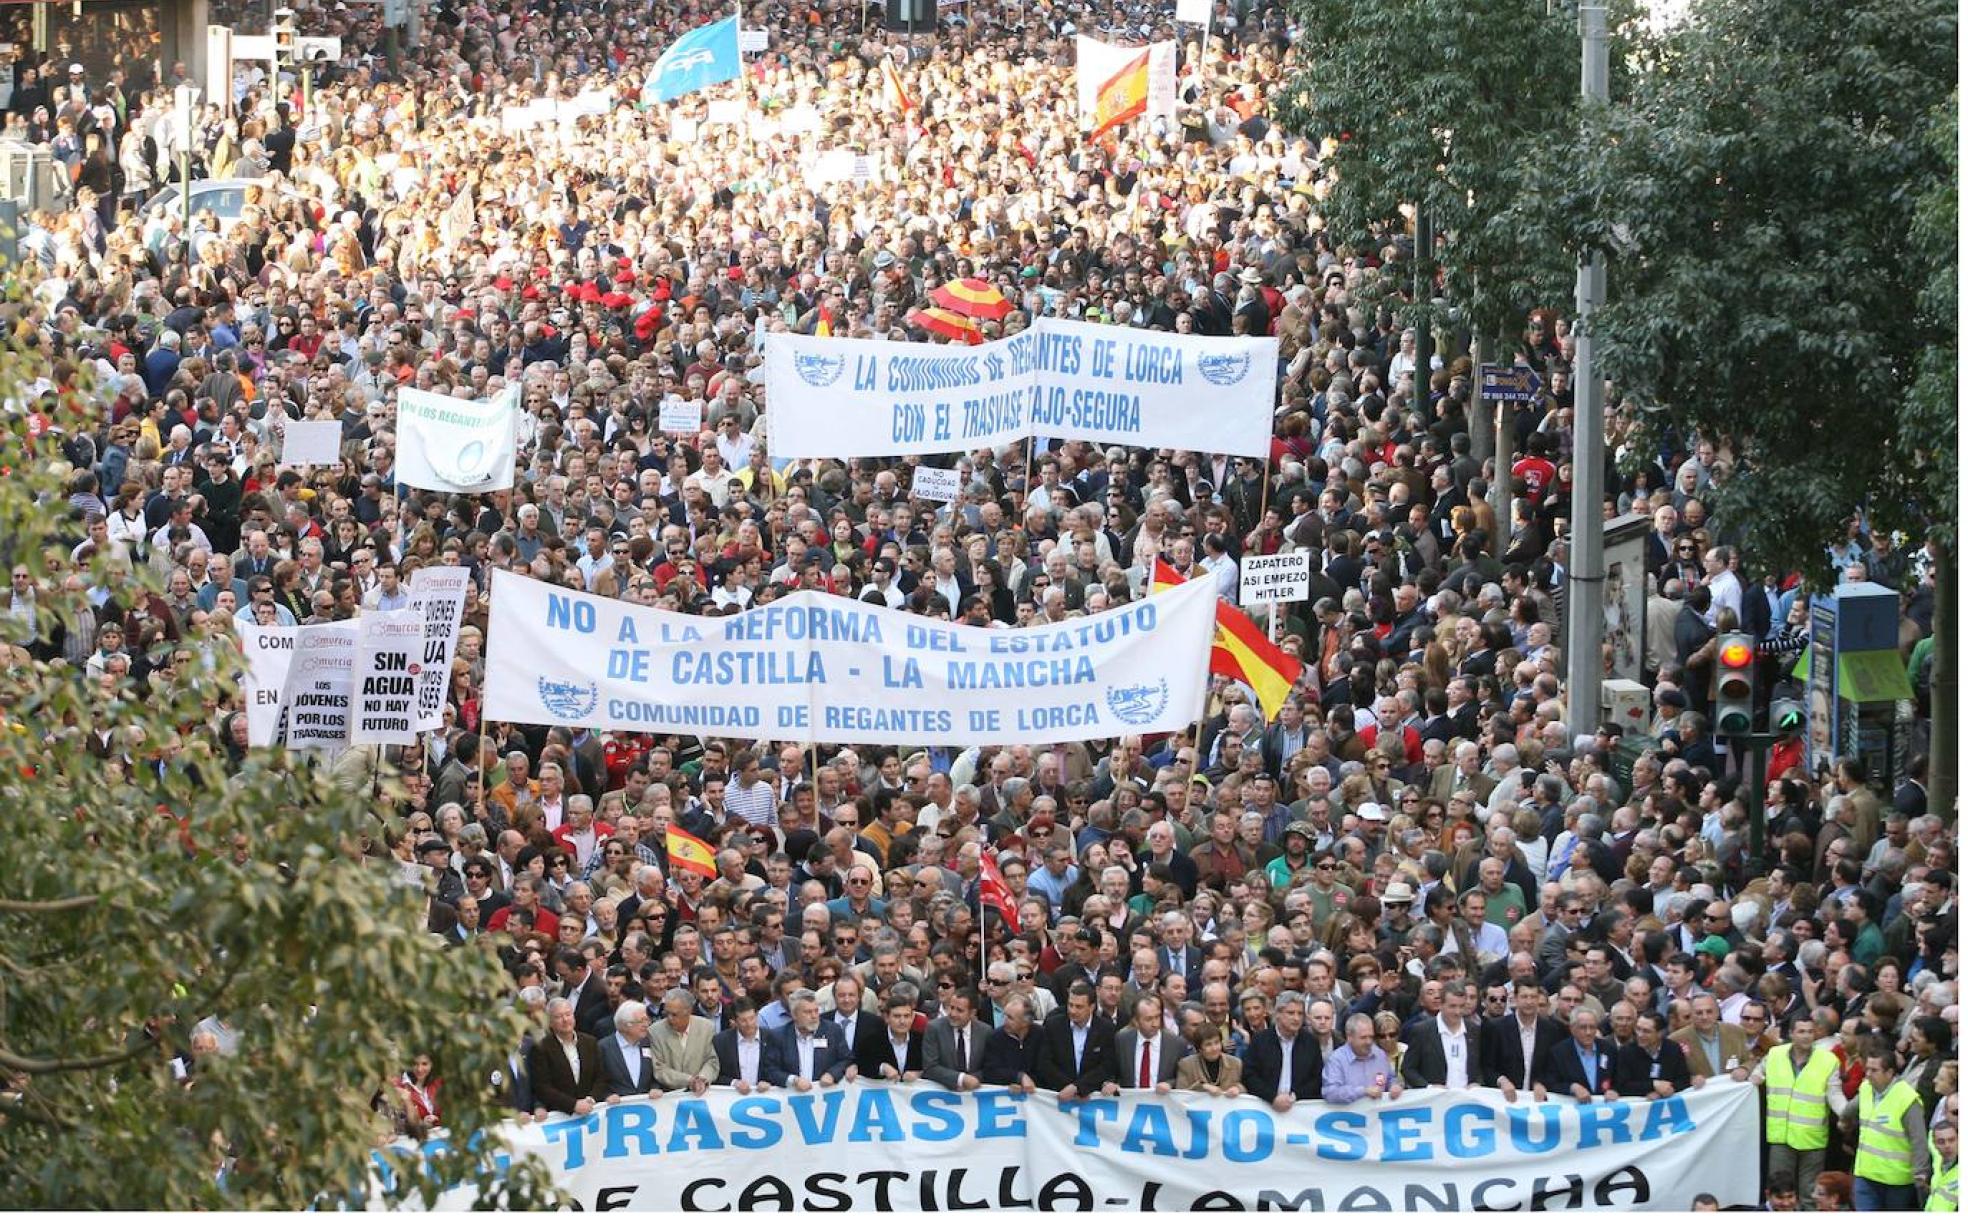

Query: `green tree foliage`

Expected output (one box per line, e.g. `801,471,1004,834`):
1274,0,1592,344
0,346,553,1206
1518,0,1956,578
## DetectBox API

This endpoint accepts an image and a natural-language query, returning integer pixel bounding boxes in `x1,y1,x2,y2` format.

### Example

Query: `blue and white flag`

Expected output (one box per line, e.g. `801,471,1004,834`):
642,16,741,104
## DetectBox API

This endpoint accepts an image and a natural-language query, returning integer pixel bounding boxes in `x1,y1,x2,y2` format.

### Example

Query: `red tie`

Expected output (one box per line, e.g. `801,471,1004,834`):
1139,1041,1152,1088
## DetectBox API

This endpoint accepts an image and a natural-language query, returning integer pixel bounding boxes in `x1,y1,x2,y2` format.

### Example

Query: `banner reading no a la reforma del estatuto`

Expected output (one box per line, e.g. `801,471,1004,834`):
765,316,1277,460
372,1081,1761,1212
481,569,1217,745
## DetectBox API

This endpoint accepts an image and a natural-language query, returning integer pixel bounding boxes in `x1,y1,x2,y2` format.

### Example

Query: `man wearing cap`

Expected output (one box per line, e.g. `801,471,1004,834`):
1266,821,1318,887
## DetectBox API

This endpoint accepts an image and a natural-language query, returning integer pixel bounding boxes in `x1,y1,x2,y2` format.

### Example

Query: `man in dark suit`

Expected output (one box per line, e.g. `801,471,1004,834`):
1035,981,1120,1100
857,994,927,1080
827,972,883,1058
923,987,988,1090
557,948,610,1037
526,996,608,1114
1541,1007,1618,1101
1614,1010,1694,1098
763,990,855,1089
597,1001,662,1100
1244,993,1322,1110
1116,995,1185,1091
1154,912,1204,989
1261,701,1314,780
982,994,1043,1091
1402,981,1486,1091
1480,984,1565,1099
713,999,773,1092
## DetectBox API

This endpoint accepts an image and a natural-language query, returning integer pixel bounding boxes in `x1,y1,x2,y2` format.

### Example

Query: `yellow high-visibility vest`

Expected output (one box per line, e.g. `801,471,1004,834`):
1924,1158,1956,1211
1854,1079,1919,1186
1764,1046,1839,1150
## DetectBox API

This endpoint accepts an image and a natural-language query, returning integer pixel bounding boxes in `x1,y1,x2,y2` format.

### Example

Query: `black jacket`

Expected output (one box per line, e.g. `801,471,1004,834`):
1034,1012,1119,1093
1478,1013,1566,1089
1400,1017,1486,1090
1243,1028,1322,1102
1613,1039,1694,1097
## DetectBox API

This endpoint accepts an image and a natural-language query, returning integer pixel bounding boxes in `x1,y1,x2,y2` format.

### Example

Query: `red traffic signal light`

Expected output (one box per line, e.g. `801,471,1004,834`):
1713,631,1755,735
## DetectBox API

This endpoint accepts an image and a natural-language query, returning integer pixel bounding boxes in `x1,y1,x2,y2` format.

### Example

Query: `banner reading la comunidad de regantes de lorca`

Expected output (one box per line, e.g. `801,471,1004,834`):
482,570,1217,745
765,316,1278,460
374,1081,1761,1212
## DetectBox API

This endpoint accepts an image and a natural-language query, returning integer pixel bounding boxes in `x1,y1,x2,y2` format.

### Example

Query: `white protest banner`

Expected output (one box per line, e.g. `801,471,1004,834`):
280,621,358,751
765,315,1276,459
1238,550,1314,606
738,26,767,52
1176,0,1211,21
351,610,424,745
1075,36,1178,124
809,148,857,184
658,399,701,434
235,620,297,746
396,384,521,494
279,419,343,466
482,569,1215,745
705,98,744,125
372,1081,1760,1212
408,566,472,730
910,465,961,503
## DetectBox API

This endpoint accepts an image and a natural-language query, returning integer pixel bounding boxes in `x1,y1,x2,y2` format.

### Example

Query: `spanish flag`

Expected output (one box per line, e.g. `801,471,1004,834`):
665,826,718,880
881,57,916,116
1088,48,1150,143
1152,559,1304,722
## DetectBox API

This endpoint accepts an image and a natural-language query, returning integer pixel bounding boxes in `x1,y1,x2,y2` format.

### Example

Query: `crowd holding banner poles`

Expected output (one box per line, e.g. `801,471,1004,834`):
5,0,1954,1206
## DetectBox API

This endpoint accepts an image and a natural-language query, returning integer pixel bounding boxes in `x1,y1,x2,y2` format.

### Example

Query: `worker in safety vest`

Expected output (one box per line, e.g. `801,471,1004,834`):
1843,1048,1930,1211
1925,1119,1956,1213
1758,1016,1845,1204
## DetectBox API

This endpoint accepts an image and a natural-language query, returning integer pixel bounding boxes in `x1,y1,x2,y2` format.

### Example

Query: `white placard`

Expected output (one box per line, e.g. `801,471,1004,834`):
280,419,343,466
280,621,358,752
669,116,699,144
705,99,744,125
482,569,1217,746
765,316,1277,460
236,620,297,747
1238,550,1314,607
1176,0,1212,22
408,566,473,731
910,465,962,503
739,27,768,52
659,400,702,435
351,609,423,745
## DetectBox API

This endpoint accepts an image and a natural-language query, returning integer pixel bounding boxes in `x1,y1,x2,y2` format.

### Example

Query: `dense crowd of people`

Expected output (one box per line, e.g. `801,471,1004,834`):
1,0,1955,1209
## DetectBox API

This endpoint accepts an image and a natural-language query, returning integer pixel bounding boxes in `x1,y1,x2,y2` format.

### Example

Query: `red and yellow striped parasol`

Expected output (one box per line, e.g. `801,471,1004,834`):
906,306,985,345
928,276,1014,322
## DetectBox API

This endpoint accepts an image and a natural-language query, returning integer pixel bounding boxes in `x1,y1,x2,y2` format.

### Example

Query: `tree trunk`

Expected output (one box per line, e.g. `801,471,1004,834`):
1930,550,1955,822
1469,336,1494,463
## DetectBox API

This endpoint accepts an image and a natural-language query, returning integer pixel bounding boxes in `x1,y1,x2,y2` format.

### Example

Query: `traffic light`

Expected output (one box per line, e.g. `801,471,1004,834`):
1769,698,1804,734
273,8,297,67
1713,632,1756,735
